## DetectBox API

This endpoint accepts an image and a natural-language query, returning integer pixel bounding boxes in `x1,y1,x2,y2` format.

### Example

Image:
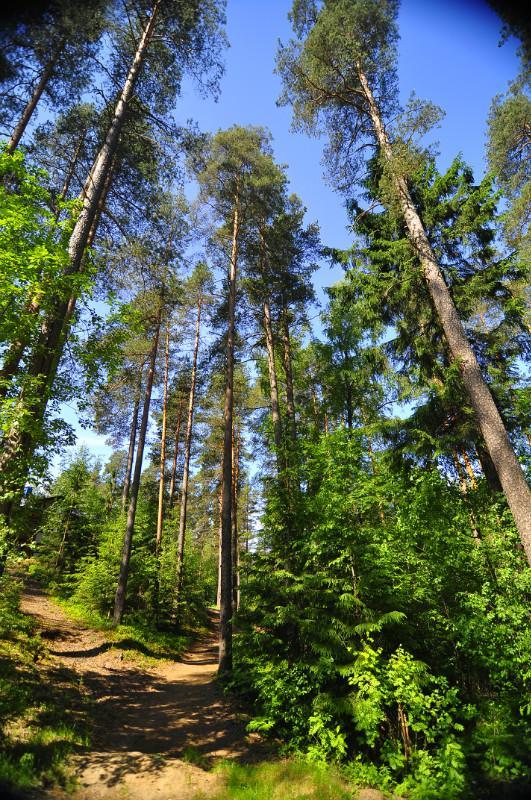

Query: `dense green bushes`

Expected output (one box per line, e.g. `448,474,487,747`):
231,429,531,798
32,448,217,629
0,573,87,790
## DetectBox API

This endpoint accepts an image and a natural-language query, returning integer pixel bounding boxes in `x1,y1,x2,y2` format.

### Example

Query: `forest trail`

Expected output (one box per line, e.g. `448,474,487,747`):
20,584,266,800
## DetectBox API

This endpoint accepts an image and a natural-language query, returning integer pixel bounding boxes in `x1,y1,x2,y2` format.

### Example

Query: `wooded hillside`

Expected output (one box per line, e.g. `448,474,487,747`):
0,2,529,799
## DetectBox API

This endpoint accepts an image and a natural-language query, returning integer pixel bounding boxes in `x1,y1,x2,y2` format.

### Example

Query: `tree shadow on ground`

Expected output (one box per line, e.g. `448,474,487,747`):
47,637,174,661
0,653,90,790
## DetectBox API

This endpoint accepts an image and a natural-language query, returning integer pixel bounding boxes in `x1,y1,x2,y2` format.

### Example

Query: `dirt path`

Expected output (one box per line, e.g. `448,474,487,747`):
20,585,266,800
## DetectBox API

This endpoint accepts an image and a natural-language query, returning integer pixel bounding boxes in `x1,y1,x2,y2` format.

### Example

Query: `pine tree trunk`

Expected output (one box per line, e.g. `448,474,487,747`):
245,490,251,553
219,199,239,674
461,450,478,489
69,1,161,276
0,291,43,402
7,38,66,153
113,309,161,625
121,368,142,514
344,370,354,432
476,444,503,493
175,295,203,602
310,380,320,428
453,450,482,545
357,64,531,565
453,448,468,494
263,299,283,459
56,128,88,215
280,307,297,446
216,479,223,608
0,163,114,497
232,423,240,611
156,323,170,554
168,399,184,509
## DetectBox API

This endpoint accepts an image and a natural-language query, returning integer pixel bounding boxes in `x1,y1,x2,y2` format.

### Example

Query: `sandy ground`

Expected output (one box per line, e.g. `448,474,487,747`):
19,585,266,800
19,586,386,800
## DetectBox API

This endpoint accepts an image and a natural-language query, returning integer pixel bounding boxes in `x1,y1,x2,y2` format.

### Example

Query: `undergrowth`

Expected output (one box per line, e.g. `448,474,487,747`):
24,553,193,665
55,594,192,666
0,570,89,792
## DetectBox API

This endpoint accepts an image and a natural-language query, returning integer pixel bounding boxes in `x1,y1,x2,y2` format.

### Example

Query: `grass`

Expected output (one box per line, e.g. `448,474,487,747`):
0,571,89,792
22,555,200,664
0,559,197,793
193,759,357,800
55,595,191,666
182,744,211,769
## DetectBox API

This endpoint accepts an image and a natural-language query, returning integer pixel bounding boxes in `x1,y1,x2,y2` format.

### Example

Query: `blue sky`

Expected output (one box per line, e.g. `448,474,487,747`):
174,0,519,294
64,0,521,471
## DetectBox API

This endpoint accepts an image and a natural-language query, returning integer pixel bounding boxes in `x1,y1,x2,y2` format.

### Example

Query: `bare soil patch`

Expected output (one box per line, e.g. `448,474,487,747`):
20,585,267,799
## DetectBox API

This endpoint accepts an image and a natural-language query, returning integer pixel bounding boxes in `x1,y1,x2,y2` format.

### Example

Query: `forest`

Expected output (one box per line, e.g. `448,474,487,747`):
0,1,529,799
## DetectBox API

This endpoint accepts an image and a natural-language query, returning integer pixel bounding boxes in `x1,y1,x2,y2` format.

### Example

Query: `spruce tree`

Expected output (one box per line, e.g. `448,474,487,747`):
277,0,531,562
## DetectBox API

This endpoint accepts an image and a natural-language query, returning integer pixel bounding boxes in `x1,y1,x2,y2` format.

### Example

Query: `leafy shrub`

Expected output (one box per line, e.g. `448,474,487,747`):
0,573,87,791
230,429,531,797
347,641,466,798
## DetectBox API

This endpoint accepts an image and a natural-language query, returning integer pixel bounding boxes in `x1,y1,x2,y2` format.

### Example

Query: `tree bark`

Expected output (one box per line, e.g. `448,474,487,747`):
461,449,478,489
7,38,66,153
168,398,184,509
453,449,482,545
0,291,43,402
263,299,283,460
232,423,241,611
69,1,161,277
113,308,161,625
175,295,203,602
476,443,503,493
344,365,354,432
216,478,223,608
56,127,88,215
0,160,115,492
357,64,531,565
121,368,142,514
156,323,170,554
219,198,239,674
0,127,88,400
280,307,297,446
453,448,468,494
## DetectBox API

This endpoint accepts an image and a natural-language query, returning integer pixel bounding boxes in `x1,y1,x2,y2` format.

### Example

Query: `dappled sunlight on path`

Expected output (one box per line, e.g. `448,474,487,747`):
20,587,267,799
